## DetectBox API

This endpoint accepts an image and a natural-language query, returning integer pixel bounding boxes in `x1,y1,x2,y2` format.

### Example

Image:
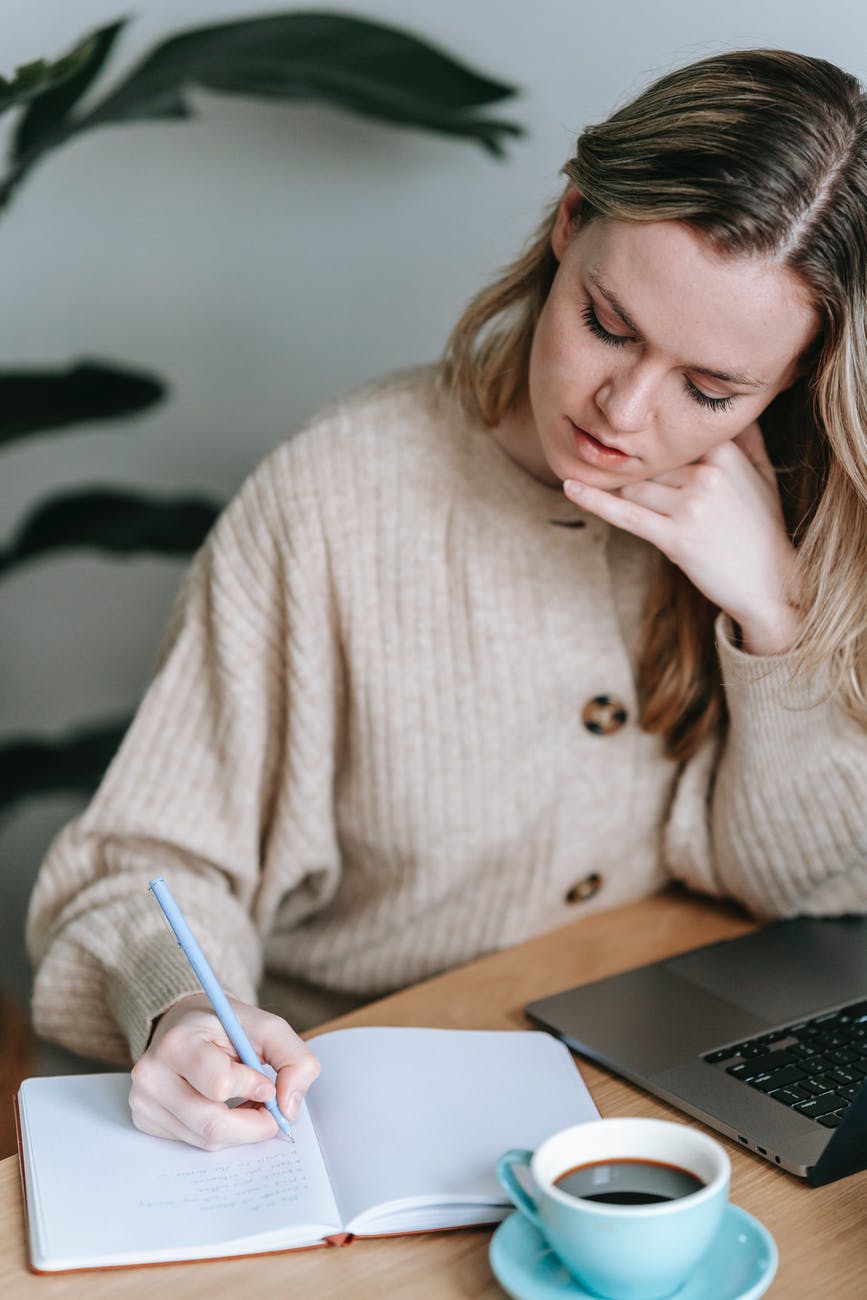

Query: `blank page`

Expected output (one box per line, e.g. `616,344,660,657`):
305,1027,598,1232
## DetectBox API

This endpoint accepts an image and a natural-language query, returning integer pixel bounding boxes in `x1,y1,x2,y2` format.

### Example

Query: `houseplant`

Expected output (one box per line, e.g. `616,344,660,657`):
0,10,522,810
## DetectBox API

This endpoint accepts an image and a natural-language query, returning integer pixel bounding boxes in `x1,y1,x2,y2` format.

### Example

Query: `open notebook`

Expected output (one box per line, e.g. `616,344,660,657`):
16,1025,597,1272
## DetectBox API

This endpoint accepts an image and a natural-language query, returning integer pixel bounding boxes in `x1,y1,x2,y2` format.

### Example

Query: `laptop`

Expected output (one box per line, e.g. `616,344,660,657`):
525,914,867,1186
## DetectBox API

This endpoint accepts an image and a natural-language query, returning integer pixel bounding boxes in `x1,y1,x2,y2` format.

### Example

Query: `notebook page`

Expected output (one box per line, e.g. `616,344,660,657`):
305,1027,598,1233
19,1073,341,1269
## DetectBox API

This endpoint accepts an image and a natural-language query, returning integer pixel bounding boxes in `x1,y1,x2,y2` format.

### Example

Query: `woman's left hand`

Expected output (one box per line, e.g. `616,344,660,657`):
563,421,803,655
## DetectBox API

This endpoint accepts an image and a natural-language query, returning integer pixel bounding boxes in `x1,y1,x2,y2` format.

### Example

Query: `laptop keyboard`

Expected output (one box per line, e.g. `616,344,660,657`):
702,999,867,1128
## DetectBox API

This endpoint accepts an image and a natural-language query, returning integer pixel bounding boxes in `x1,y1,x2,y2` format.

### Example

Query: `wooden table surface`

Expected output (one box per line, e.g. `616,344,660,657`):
2,888,865,1297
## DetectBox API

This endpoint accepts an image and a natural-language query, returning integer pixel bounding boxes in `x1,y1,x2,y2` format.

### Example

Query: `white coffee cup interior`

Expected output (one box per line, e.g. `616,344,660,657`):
534,1118,729,1213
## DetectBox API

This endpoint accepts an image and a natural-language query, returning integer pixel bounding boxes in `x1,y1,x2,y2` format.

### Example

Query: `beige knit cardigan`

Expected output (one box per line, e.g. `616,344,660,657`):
26,369,867,1064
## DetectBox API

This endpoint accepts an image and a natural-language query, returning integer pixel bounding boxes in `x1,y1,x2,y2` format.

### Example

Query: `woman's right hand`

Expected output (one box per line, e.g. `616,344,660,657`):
129,992,321,1149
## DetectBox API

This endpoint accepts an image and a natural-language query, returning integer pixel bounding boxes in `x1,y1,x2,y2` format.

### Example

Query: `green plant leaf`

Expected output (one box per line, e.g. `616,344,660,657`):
75,12,523,155
0,361,165,448
0,21,122,119
0,488,220,578
0,718,130,811
11,19,128,167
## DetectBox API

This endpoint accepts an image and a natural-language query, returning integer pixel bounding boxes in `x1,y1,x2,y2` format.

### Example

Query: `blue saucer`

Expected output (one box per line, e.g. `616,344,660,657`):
489,1202,777,1300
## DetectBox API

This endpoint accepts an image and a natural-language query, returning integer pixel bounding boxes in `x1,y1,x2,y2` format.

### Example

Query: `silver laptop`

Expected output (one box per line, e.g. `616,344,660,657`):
526,915,867,1186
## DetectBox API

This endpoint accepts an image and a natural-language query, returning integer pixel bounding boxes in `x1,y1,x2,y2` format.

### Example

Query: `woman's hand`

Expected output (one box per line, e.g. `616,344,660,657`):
564,422,803,655
129,992,321,1150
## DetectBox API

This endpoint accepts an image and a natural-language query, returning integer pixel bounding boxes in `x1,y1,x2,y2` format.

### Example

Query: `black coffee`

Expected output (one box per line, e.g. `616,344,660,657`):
554,1158,705,1206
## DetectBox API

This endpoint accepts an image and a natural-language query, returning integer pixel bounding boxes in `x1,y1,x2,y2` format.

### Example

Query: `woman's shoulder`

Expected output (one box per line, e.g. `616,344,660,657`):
325,363,443,421
249,363,471,496
215,365,467,549
292,364,458,456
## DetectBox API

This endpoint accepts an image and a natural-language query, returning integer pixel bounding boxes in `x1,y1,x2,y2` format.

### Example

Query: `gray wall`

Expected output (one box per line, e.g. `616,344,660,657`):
2,0,865,1014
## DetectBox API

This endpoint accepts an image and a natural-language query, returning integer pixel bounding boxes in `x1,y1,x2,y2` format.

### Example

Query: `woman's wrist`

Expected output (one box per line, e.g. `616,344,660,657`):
732,602,804,657
145,992,209,1049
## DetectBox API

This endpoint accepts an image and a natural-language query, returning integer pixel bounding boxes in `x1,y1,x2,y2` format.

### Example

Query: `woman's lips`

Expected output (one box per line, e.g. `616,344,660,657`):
568,419,633,463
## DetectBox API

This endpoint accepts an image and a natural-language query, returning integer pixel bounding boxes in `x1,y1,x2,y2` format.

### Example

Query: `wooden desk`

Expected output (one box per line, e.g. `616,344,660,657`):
2,889,865,1297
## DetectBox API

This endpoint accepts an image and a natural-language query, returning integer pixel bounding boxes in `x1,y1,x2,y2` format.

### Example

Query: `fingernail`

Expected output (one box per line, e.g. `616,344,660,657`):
254,1082,274,1102
286,1091,303,1121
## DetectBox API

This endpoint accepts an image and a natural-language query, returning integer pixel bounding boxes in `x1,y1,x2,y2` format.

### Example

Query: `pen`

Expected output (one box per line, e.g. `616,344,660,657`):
148,876,294,1140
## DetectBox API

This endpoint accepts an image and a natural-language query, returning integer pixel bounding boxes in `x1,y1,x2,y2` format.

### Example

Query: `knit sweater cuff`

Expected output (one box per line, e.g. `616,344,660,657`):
30,875,264,1064
106,931,258,1061
716,613,836,748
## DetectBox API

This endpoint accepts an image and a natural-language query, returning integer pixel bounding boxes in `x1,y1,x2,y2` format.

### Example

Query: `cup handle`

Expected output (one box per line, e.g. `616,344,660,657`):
496,1148,542,1229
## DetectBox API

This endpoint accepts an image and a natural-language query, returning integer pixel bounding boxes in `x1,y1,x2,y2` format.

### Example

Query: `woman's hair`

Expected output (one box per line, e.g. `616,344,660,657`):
441,48,867,761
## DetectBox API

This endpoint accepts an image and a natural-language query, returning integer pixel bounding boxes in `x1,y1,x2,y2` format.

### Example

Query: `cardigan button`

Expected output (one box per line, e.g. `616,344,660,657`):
565,873,603,904
582,694,628,735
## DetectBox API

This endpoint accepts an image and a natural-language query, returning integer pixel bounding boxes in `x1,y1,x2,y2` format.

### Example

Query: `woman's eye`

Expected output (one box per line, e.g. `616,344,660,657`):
581,302,631,348
684,377,735,413
582,299,737,414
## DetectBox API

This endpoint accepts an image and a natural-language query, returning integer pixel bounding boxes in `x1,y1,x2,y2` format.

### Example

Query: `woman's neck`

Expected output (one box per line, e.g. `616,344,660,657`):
490,398,561,488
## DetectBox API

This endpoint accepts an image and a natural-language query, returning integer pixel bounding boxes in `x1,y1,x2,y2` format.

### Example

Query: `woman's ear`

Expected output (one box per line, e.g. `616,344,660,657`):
551,187,584,261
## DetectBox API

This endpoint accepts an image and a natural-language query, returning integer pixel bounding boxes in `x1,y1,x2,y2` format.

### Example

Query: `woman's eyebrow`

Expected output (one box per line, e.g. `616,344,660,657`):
586,271,768,389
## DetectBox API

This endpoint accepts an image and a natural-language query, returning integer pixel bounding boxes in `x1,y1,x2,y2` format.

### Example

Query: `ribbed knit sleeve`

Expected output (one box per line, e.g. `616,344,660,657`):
26,434,341,1063
664,615,867,919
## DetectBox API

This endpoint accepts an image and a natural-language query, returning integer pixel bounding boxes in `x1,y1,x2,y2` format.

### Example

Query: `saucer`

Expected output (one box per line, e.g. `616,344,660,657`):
489,1202,778,1300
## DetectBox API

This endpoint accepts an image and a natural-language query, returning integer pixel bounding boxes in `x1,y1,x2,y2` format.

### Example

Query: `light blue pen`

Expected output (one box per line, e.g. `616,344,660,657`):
148,876,294,1140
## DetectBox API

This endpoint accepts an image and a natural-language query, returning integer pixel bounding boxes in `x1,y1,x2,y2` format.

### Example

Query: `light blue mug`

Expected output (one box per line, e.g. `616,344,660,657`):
496,1117,730,1300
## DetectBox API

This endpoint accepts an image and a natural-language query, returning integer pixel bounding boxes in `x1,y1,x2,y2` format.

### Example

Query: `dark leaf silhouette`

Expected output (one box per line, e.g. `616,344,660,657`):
11,20,127,166
0,11,522,208
0,22,116,120
0,718,130,812
0,488,220,578
0,361,164,448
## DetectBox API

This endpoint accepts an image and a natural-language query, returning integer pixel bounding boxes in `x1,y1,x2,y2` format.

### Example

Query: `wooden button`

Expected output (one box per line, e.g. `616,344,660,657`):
582,695,628,735
565,873,603,904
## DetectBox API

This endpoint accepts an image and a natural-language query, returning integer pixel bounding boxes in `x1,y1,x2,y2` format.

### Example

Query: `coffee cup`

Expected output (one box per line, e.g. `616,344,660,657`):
496,1117,730,1299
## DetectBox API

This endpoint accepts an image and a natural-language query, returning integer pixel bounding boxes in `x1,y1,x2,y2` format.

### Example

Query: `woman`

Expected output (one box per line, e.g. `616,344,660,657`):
27,48,867,1149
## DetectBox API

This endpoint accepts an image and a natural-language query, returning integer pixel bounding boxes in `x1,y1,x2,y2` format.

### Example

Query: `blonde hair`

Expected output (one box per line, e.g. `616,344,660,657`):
441,49,867,760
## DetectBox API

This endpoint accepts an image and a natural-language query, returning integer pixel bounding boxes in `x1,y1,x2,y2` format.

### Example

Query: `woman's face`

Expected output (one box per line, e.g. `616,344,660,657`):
518,194,819,488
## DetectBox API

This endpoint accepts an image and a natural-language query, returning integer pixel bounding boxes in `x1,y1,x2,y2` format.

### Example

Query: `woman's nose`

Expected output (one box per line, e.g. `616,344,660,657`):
595,362,657,435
